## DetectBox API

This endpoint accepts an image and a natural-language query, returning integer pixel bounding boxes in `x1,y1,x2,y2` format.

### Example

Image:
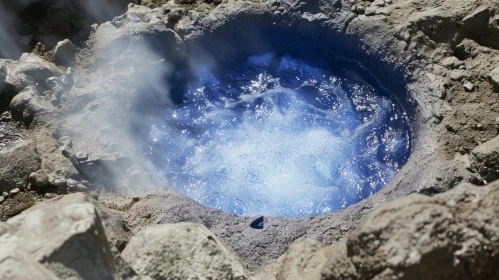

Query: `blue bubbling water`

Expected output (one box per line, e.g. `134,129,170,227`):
146,52,411,217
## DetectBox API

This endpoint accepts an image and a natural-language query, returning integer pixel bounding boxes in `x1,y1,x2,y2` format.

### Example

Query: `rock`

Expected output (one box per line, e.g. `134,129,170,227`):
5,54,61,93
76,152,89,161
463,82,474,92
0,203,120,279
275,239,333,280
449,69,469,81
1,192,7,197
320,181,499,279
67,179,89,193
92,8,187,63
0,64,8,113
43,193,57,199
53,39,77,66
9,87,49,125
28,170,49,189
461,6,490,36
34,129,79,179
489,66,499,91
9,188,20,195
122,223,249,280
440,56,464,69
0,141,40,193
470,135,499,182
26,193,131,254
0,197,4,204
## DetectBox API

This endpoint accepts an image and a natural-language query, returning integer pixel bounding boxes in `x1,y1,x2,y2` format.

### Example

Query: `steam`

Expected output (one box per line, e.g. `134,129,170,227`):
0,0,132,59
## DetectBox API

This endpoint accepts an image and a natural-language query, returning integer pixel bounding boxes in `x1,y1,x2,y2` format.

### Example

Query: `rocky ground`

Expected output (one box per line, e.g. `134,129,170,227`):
1,0,499,279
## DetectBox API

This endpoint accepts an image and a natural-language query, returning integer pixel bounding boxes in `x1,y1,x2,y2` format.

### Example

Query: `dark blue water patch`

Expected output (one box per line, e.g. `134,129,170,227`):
145,52,411,217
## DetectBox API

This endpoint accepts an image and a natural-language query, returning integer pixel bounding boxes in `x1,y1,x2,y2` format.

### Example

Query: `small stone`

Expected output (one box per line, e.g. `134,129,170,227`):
10,188,20,195
463,82,474,92
2,192,8,198
89,191,99,200
0,196,4,204
67,179,89,193
61,144,75,158
44,193,58,199
495,115,499,124
450,70,470,81
76,152,89,161
250,216,265,229
132,196,140,202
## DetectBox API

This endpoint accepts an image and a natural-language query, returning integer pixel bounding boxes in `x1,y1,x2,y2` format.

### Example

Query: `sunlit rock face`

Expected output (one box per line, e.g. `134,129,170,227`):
146,51,411,217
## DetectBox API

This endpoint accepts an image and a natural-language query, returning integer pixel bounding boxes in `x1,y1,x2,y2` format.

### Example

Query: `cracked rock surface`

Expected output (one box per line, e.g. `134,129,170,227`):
0,0,498,278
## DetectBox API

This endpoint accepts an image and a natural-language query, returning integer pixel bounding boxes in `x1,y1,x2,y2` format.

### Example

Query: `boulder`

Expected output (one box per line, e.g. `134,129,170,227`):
470,135,499,182
254,238,334,280
26,193,132,252
5,54,61,93
9,87,49,125
320,181,499,279
92,6,186,63
122,223,249,280
53,39,77,66
0,203,120,280
0,141,40,193
461,6,490,36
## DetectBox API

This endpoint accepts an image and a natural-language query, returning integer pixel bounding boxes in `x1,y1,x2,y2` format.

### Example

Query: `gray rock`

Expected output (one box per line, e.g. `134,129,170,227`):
320,181,499,279
76,152,89,161
0,203,120,280
67,179,89,193
470,135,499,182
9,188,20,195
440,56,464,69
43,193,57,199
5,54,61,93
461,6,490,36
0,141,40,193
92,7,186,63
449,69,470,81
122,223,249,280
29,170,49,189
9,87,49,125
27,193,131,254
53,39,77,67
463,82,474,92
254,238,333,280
489,65,499,91
0,196,4,204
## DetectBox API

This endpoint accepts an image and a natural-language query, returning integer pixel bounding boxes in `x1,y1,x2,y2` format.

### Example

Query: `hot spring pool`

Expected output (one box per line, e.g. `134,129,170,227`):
145,51,411,217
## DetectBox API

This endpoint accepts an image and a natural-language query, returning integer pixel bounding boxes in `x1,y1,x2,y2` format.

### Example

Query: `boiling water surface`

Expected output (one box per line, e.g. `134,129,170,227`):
146,52,411,217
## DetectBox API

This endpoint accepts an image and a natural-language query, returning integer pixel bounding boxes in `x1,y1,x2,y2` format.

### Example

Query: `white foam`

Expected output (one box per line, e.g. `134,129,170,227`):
148,53,411,217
